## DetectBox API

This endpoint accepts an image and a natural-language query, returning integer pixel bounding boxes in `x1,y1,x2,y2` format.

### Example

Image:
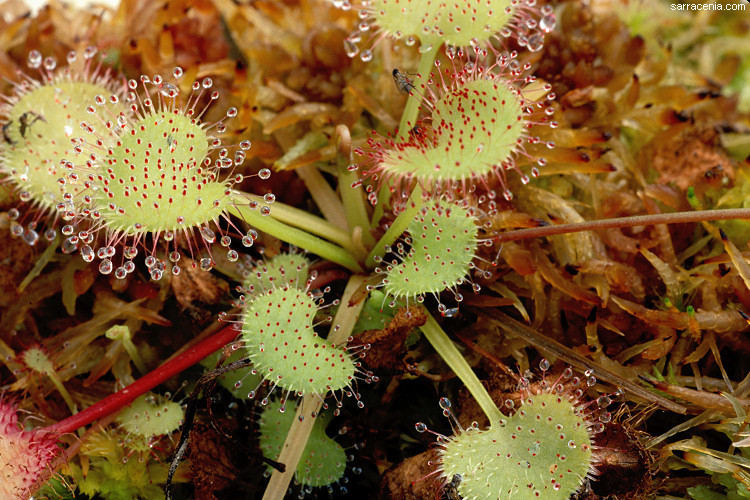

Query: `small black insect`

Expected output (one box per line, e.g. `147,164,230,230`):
408,124,428,141
408,123,435,145
392,68,416,94
442,473,462,500
2,121,14,145
18,111,44,138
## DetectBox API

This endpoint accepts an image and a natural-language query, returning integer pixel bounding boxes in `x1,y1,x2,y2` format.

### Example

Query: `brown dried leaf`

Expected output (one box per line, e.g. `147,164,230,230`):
262,102,338,134
532,246,601,305
379,448,441,500
188,422,237,500
171,260,229,310
641,327,676,360
350,306,426,373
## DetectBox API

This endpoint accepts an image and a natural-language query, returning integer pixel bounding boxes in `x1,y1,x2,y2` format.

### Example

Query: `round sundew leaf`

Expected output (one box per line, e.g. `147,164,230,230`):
241,286,356,396
439,393,594,499
426,0,516,48
258,399,347,488
380,78,525,185
95,112,230,235
21,347,55,376
368,0,515,48
383,199,478,300
120,434,157,454
243,253,311,292
368,0,439,46
116,393,184,439
0,82,125,211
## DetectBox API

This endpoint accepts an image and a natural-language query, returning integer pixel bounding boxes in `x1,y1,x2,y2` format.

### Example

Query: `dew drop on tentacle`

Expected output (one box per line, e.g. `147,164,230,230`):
99,259,113,275
438,397,454,418
344,39,359,58
81,245,95,262
200,226,216,243
597,395,611,408
159,83,179,98
28,50,42,68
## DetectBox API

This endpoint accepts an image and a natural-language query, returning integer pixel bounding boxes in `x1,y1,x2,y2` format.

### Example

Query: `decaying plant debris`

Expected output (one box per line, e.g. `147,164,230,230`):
1,0,750,499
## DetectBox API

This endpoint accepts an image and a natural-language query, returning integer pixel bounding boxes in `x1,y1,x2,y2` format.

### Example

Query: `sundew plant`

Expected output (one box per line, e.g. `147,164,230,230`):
2,1,750,499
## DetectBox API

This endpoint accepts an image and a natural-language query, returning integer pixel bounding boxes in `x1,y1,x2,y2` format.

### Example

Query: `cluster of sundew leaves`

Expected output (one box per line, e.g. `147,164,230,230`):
0,48,124,246
258,399,349,492
419,362,612,500
375,197,483,315
343,0,556,61
357,50,557,202
346,4,559,318
236,253,368,408
5,3,750,500
0,0,564,496
0,50,271,280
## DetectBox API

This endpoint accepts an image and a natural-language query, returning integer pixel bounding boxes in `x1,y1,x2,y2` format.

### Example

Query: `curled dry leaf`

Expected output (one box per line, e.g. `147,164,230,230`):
171,259,229,310
350,306,426,373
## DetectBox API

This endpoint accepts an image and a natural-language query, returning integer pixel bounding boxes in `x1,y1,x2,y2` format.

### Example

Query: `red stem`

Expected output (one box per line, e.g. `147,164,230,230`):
46,324,239,435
